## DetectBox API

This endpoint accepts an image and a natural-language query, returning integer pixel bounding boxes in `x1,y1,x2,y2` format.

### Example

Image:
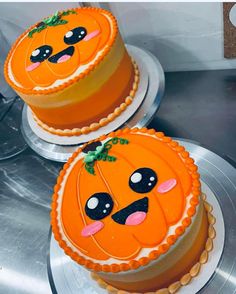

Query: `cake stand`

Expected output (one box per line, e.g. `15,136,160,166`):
47,139,236,294
21,45,165,162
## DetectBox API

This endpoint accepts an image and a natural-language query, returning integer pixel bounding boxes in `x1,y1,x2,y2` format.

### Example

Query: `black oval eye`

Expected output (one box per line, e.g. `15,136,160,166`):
30,45,52,63
64,27,87,45
85,192,114,220
129,168,158,193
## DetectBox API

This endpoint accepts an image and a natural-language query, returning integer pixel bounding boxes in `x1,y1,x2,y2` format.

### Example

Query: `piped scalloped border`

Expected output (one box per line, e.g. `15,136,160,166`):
90,193,216,294
51,128,202,273
4,7,118,95
31,59,139,136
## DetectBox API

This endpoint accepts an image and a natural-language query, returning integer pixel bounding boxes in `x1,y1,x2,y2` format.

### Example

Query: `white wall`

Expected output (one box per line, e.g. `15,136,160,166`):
109,2,236,72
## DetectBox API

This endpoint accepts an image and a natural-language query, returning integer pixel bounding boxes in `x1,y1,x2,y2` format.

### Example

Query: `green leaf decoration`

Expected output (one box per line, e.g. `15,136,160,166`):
28,9,77,38
83,137,129,175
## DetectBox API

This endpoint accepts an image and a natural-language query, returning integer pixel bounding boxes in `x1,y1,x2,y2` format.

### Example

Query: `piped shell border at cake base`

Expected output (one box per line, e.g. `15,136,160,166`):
31,59,139,137
4,7,118,96
51,128,203,273
90,193,216,294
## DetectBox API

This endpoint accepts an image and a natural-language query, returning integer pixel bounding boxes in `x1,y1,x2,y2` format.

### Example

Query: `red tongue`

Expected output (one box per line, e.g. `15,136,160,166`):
57,54,71,63
125,211,147,226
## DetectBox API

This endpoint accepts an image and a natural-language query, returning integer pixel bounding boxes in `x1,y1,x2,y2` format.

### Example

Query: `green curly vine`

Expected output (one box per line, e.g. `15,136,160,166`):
84,137,129,175
28,10,77,38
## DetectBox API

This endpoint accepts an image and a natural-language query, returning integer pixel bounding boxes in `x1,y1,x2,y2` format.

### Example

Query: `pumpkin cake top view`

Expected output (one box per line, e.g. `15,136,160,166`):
51,128,215,293
4,7,139,136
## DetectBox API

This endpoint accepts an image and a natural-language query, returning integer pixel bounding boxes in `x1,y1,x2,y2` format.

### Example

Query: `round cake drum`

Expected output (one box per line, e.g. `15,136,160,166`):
47,139,236,294
21,45,165,162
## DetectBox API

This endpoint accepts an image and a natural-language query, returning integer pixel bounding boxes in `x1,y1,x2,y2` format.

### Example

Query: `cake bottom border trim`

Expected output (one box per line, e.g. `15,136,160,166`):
90,193,216,294
31,59,139,137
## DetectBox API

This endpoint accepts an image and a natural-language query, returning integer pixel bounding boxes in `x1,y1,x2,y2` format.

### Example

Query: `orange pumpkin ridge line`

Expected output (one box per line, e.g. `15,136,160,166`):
4,7,118,95
51,129,201,273
123,139,187,225
105,148,169,250
60,160,89,254
96,161,119,207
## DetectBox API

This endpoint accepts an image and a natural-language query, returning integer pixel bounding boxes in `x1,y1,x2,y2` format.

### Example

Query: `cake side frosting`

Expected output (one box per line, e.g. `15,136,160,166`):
51,128,202,272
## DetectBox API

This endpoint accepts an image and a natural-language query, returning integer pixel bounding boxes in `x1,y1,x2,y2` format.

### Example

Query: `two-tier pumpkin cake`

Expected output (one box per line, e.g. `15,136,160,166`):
4,7,139,136
51,128,216,293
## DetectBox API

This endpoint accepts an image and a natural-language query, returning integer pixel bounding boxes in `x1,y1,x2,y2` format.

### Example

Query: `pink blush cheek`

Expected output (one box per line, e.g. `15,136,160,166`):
26,62,40,72
157,179,177,193
81,221,104,237
83,30,100,41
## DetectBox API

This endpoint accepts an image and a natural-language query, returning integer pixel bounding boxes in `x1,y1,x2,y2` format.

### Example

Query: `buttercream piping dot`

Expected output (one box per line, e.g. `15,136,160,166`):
155,132,164,138
208,212,216,225
191,172,200,179
139,257,149,266
180,273,192,285
168,281,181,293
32,60,139,136
199,250,208,264
170,141,178,147
205,238,213,251
163,136,172,143
190,197,199,206
149,250,159,260
182,217,191,227
204,201,213,212
181,151,189,158
208,225,216,239
167,235,177,245
190,262,201,277
175,226,185,236
159,243,170,253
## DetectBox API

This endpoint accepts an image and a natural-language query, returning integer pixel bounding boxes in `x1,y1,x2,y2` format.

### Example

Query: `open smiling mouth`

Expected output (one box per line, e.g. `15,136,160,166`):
48,46,74,64
112,197,148,226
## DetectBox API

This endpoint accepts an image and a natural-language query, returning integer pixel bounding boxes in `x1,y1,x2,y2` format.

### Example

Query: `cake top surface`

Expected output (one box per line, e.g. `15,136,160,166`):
4,7,117,94
51,128,201,273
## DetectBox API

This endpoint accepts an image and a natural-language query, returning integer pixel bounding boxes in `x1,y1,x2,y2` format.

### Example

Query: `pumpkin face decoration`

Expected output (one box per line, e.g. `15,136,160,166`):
9,9,112,89
54,130,195,263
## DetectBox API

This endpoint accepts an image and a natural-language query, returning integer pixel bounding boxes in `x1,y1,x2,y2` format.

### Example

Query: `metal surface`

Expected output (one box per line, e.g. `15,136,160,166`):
21,45,165,162
47,139,236,294
1,69,236,294
0,97,27,160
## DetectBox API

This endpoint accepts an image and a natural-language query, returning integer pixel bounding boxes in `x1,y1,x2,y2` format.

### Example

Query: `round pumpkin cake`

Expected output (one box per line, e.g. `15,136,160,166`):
51,128,215,293
4,8,139,136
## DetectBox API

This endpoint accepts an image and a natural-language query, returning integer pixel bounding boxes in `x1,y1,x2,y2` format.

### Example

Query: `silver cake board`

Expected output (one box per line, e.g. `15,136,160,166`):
21,45,165,162
47,139,236,294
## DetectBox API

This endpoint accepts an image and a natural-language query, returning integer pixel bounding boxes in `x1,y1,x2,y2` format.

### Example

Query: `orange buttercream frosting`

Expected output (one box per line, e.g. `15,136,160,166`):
5,7,117,93
51,128,203,273
4,8,138,132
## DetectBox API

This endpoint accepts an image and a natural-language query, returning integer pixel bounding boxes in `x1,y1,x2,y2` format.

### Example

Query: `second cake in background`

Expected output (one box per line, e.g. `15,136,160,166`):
4,7,139,136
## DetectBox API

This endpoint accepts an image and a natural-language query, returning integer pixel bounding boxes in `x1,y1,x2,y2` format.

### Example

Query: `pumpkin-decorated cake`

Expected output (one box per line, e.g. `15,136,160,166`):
4,8,139,136
51,128,215,293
